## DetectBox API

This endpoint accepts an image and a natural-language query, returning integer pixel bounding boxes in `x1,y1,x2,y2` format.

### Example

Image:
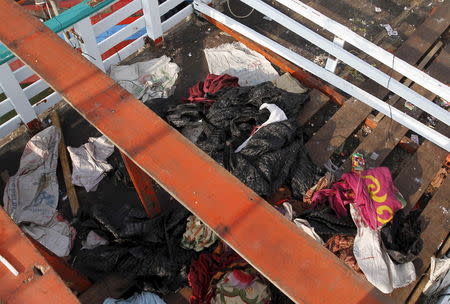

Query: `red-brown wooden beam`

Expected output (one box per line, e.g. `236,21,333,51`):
27,236,92,293
0,1,391,303
121,152,161,217
0,208,79,304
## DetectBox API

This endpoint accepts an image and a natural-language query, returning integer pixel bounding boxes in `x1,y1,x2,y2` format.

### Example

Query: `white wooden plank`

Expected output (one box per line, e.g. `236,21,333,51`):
74,18,105,71
2,79,49,107
162,4,193,32
13,65,35,83
98,16,145,53
324,36,344,73
276,0,450,102
142,0,163,39
103,35,145,71
194,2,450,152
0,99,13,117
93,0,142,36
0,115,21,139
0,63,37,124
159,0,184,16
33,91,62,115
243,0,450,125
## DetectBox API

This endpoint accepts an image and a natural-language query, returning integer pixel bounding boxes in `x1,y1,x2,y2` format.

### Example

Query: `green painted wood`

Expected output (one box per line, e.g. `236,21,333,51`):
0,0,116,65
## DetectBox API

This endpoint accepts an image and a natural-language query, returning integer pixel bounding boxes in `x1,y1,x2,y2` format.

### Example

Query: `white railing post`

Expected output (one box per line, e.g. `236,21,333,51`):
0,63,38,127
73,18,106,72
142,0,163,42
325,36,345,73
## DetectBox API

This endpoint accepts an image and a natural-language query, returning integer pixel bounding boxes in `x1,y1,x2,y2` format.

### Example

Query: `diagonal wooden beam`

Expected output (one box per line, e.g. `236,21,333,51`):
0,1,392,303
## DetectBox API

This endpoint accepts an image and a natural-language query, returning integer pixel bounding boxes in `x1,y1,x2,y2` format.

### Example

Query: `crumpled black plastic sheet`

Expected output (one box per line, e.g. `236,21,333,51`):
73,203,196,294
381,209,423,264
166,82,320,199
296,206,357,241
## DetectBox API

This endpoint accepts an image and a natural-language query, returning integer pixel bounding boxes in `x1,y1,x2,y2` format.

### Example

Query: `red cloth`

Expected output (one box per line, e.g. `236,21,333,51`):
185,74,240,104
188,250,247,304
311,167,403,230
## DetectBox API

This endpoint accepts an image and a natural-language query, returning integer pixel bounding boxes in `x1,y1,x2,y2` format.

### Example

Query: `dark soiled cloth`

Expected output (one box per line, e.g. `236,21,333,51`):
296,205,357,241
381,209,423,264
325,235,362,274
73,203,196,295
185,74,240,104
167,81,320,199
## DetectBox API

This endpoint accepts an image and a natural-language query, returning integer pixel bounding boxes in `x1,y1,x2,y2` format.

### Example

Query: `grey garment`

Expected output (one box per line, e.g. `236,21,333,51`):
103,292,166,304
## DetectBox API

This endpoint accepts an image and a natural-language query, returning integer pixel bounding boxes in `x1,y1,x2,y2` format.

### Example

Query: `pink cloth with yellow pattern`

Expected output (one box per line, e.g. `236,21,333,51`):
312,167,403,229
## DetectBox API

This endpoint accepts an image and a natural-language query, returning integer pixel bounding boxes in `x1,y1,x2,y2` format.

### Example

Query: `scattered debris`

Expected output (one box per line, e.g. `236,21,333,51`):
110,55,179,102
405,101,415,110
410,134,420,145
67,136,115,192
380,24,398,36
272,73,308,94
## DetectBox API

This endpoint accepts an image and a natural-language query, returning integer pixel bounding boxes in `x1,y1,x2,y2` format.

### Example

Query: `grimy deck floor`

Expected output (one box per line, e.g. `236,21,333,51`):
0,0,448,303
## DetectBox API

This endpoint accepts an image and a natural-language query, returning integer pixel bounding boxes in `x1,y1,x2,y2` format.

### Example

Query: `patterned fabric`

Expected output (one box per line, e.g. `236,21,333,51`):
181,215,218,252
188,244,248,304
211,270,271,304
325,235,361,273
312,167,404,229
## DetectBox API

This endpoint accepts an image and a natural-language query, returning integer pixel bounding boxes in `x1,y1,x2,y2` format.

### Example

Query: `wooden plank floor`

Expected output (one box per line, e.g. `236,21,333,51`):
292,2,450,303
305,0,450,167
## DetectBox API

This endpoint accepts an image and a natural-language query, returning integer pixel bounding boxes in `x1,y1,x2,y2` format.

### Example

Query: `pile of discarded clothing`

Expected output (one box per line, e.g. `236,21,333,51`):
166,73,321,199
276,153,424,294
73,202,196,295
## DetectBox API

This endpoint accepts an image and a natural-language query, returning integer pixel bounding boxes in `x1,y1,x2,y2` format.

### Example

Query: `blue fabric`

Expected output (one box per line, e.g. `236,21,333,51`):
103,292,166,304
96,25,146,43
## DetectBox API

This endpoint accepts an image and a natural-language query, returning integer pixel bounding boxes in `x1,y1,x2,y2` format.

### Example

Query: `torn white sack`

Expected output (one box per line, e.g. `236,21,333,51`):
204,42,279,86
3,126,61,226
22,214,74,257
350,205,416,293
110,55,179,103
67,135,115,192
423,256,450,296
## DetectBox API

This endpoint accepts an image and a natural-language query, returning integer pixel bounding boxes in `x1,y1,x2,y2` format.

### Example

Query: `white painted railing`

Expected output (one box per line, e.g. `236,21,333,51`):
194,1,450,152
0,0,194,139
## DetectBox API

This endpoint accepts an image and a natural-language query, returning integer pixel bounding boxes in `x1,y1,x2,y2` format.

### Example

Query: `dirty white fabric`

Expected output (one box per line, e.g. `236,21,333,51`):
350,205,416,293
380,24,398,36
3,126,74,256
281,202,293,221
103,292,166,304
272,73,308,94
67,136,114,192
204,42,279,86
423,256,450,296
3,126,61,226
110,55,179,103
82,231,109,250
293,218,324,245
235,103,287,152
22,215,73,257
